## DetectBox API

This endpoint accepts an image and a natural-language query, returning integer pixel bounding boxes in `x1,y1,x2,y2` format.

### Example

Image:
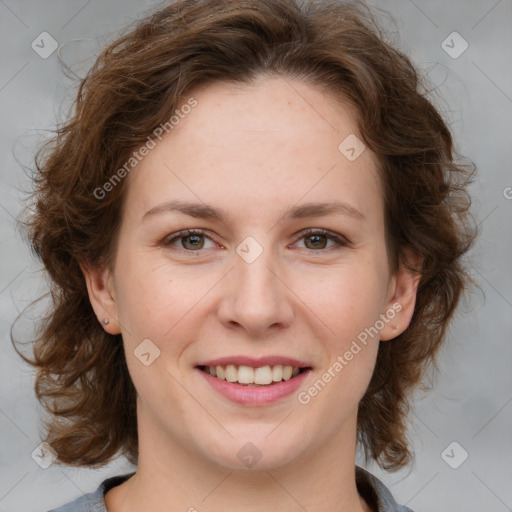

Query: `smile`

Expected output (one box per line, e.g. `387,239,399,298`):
197,364,308,386
196,363,312,406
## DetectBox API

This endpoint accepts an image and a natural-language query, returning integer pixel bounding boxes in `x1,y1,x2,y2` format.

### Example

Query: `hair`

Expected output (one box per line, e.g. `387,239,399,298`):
14,0,477,471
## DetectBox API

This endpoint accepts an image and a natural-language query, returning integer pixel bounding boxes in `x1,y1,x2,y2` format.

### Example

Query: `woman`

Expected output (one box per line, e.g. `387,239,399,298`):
18,0,477,510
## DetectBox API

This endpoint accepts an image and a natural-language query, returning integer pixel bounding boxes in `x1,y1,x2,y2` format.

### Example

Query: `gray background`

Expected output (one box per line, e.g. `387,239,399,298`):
1,0,511,511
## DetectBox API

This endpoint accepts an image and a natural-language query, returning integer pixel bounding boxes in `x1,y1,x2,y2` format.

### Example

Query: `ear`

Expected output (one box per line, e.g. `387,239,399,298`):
379,246,423,342
79,261,121,335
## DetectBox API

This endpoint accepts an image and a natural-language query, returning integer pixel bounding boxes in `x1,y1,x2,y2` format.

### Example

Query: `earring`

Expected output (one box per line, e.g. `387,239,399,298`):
102,318,109,325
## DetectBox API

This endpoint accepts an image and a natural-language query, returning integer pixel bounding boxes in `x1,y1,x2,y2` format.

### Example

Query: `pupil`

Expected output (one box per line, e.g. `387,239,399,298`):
184,234,203,249
307,234,326,249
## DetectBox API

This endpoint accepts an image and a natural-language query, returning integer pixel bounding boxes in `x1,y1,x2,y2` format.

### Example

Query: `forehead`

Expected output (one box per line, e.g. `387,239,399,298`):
123,77,384,226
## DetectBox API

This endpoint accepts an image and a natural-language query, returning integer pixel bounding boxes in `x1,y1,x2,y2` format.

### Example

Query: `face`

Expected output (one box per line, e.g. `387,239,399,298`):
83,76,419,472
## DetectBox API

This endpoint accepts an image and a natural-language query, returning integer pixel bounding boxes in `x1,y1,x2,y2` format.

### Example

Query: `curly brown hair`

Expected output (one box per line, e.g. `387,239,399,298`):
14,0,477,471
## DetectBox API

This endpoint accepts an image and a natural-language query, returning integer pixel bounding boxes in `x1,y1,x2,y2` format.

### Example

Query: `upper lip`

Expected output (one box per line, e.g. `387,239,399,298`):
196,356,312,368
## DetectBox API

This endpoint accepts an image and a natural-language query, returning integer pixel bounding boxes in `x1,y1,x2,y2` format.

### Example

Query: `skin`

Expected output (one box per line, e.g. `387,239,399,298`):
81,76,421,512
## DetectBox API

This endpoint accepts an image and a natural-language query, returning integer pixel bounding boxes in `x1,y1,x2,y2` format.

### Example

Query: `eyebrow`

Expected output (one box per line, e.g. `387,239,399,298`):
142,199,365,222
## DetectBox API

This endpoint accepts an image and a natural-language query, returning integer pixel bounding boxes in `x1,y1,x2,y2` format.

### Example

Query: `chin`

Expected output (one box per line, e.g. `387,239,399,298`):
198,431,307,471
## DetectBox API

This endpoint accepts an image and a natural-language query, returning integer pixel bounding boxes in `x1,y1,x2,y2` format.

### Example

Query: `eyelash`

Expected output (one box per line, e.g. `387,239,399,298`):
162,228,349,253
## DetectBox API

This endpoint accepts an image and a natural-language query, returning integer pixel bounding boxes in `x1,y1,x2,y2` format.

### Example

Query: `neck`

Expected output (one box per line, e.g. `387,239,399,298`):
106,407,372,512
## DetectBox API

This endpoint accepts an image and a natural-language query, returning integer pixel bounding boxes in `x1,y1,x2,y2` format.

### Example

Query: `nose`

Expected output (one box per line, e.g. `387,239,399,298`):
217,241,294,336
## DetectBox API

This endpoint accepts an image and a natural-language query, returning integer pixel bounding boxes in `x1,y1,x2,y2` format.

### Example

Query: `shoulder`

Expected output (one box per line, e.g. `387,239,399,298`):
48,468,413,512
45,473,135,512
356,466,415,512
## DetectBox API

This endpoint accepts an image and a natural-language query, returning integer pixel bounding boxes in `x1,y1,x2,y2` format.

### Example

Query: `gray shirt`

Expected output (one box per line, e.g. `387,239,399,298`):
47,466,414,512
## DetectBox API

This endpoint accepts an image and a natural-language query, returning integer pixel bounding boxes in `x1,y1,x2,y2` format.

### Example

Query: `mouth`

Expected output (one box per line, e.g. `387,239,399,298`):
196,364,311,387
195,356,313,405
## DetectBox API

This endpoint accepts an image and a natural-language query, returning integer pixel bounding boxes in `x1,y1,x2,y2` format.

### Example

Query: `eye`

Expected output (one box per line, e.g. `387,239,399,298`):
162,228,349,252
163,229,218,251
293,228,349,251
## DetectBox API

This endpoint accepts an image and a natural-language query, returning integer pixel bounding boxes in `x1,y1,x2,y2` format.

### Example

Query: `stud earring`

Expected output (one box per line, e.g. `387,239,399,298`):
102,318,109,325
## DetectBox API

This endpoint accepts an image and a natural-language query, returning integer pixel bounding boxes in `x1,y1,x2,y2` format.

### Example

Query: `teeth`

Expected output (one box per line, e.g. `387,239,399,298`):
272,365,283,382
225,364,237,383
205,364,304,385
237,365,254,384
254,366,273,385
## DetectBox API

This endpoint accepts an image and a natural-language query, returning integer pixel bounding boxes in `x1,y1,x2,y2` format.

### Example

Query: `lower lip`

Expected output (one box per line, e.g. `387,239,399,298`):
196,368,311,406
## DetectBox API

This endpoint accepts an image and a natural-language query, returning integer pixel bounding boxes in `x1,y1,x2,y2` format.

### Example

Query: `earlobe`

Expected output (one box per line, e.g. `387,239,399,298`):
79,261,121,334
380,246,423,342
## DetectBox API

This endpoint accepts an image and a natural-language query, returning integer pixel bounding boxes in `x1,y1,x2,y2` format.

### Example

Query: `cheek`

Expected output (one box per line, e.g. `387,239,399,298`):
301,261,388,342
301,269,383,415
114,253,222,366
114,248,181,326
298,261,386,398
